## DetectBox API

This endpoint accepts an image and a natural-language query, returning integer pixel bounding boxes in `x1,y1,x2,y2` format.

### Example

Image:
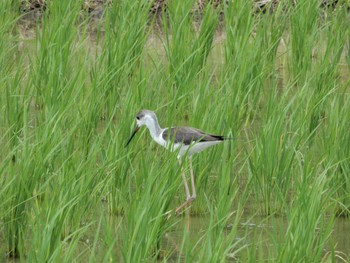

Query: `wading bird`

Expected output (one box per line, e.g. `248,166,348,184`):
126,109,231,214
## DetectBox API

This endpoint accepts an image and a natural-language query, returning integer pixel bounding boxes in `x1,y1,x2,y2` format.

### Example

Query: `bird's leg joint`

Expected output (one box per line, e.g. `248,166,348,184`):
185,194,196,203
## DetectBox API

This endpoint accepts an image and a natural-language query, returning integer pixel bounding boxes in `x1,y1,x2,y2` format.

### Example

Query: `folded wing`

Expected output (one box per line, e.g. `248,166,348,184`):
162,127,225,145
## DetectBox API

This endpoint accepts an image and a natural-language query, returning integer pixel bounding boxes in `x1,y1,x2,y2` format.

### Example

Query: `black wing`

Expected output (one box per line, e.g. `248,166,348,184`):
162,127,225,145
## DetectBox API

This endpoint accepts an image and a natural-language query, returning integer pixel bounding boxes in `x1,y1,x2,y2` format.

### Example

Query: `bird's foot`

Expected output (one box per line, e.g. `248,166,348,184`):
175,196,196,215
175,202,189,215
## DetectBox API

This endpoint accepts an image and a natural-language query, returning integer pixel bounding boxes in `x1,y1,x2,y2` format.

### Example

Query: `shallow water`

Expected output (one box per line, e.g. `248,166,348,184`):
164,214,350,262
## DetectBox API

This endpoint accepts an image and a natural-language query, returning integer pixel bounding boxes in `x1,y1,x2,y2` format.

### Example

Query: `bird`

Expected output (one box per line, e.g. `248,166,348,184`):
125,109,231,215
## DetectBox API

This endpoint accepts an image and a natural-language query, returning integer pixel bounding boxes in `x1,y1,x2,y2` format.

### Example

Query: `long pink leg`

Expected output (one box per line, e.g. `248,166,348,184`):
179,158,197,225
189,158,196,201
179,159,190,199
175,159,192,215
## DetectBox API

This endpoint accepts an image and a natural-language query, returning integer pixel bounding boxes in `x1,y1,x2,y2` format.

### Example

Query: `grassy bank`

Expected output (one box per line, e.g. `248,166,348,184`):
1,0,350,261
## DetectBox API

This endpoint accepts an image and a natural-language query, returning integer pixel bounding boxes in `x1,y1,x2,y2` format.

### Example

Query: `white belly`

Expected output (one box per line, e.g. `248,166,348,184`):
177,141,223,158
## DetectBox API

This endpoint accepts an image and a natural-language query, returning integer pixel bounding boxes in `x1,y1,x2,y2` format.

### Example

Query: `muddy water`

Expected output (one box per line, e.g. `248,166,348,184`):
332,218,350,260
165,215,350,261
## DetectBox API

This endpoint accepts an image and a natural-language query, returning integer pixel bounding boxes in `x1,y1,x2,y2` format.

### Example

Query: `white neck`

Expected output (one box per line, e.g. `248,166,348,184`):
145,118,162,140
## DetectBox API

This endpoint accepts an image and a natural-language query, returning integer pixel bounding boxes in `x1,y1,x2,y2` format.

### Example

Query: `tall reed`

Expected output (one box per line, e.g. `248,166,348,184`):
1,0,349,261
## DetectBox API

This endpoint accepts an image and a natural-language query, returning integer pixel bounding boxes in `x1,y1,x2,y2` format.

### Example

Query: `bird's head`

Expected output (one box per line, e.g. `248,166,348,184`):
125,110,157,147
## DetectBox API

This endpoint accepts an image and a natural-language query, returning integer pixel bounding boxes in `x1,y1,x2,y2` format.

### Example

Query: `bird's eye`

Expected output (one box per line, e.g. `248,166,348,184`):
136,116,140,120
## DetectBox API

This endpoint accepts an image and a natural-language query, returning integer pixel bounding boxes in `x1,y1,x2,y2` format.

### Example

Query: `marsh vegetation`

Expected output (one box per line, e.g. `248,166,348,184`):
1,0,350,262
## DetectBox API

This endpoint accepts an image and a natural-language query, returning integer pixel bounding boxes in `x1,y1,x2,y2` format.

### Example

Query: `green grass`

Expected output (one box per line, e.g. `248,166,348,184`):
1,0,350,261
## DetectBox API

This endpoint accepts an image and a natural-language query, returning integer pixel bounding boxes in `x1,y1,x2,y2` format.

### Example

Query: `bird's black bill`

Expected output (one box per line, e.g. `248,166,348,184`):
125,126,140,147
